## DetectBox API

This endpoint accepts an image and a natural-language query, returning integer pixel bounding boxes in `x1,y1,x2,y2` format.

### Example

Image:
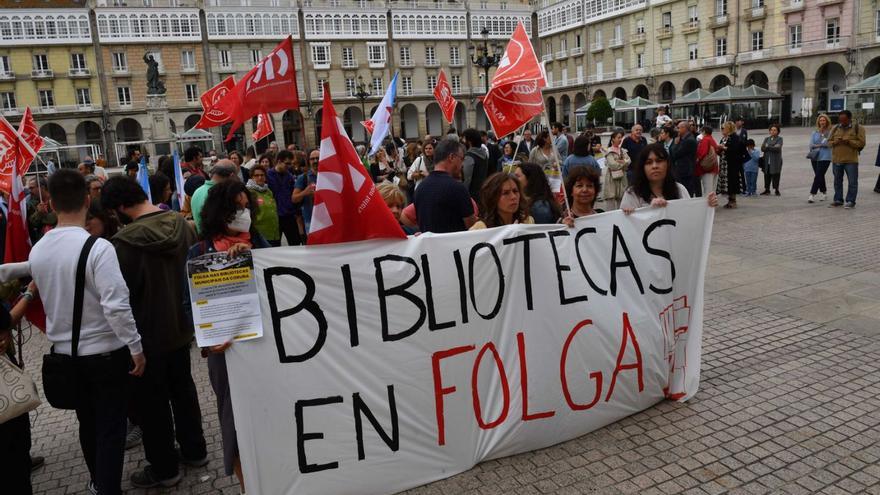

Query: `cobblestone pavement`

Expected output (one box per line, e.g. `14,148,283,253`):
25,126,880,494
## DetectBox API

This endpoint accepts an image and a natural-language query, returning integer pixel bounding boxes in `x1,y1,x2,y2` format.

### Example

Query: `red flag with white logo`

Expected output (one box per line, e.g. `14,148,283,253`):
215,36,300,142
433,69,458,124
16,107,43,168
308,84,406,245
194,76,236,129
252,112,273,142
482,22,547,137
0,116,33,193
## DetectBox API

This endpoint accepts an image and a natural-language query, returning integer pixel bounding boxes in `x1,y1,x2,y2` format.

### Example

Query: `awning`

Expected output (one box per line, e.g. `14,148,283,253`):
176,127,215,141
671,88,713,105
575,97,631,114
618,96,660,110
841,73,880,95
702,85,782,103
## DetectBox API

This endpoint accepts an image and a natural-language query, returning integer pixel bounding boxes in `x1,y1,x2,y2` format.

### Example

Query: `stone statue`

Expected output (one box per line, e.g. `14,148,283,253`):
144,53,166,95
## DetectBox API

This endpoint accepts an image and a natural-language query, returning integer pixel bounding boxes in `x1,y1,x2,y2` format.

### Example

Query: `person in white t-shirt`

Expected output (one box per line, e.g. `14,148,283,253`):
655,107,673,129
29,169,145,495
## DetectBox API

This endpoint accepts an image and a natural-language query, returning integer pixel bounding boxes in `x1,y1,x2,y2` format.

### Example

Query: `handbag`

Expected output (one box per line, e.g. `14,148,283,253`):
0,353,41,424
806,148,820,161
41,236,98,410
700,147,717,172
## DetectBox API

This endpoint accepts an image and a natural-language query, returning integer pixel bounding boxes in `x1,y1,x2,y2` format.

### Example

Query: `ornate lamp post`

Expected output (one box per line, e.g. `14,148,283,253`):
469,27,503,93
355,75,372,121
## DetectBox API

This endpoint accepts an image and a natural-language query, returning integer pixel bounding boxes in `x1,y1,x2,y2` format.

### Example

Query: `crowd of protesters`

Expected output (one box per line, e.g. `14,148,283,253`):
0,106,876,495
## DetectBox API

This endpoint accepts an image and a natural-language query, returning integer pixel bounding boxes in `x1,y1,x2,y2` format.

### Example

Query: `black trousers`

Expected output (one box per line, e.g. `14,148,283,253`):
763,171,781,192
74,347,131,495
135,343,206,480
278,215,302,246
0,351,33,494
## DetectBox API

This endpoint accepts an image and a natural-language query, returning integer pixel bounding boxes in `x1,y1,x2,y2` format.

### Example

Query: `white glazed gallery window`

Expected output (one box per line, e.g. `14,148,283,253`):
715,0,727,16
342,47,355,67
400,46,412,66
181,50,196,70
425,46,436,65
345,78,355,97
401,76,412,96
311,43,331,68
186,84,198,103
372,77,383,95
715,37,727,56
450,45,461,65
427,75,437,89
450,74,461,94
367,42,386,67
112,52,128,72
751,30,763,51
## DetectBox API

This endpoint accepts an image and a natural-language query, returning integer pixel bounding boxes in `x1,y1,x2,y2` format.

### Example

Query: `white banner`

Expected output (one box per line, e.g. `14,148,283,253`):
227,199,714,495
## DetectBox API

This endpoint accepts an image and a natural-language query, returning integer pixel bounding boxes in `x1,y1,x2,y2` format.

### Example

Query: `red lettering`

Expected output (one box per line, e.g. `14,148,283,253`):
432,345,475,446
516,333,555,421
560,319,603,410
470,342,510,429
605,312,644,402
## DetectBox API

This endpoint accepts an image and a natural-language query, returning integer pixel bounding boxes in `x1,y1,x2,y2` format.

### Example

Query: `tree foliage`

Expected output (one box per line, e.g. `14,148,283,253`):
586,97,613,124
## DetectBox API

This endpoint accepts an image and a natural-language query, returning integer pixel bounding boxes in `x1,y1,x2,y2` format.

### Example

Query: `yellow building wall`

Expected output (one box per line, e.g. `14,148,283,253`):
0,45,102,109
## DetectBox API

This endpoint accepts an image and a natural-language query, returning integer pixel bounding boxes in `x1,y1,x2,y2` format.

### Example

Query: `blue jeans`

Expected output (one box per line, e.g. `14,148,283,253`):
832,163,859,204
745,171,758,195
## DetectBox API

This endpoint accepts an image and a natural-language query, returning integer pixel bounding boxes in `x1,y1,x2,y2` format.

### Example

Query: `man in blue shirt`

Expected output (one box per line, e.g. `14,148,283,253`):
293,148,319,237
266,150,301,246
414,138,476,233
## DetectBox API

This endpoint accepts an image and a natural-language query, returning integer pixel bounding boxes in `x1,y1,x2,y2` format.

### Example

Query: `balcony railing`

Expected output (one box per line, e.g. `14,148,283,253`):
112,67,129,76
541,53,553,62
609,37,623,48
0,71,14,81
816,0,843,5
181,66,199,73
556,50,568,59
425,59,439,67
702,54,735,67
658,26,673,38
743,5,765,20
342,59,359,68
398,59,414,68
682,20,699,33
708,14,728,28
780,0,804,12
570,46,584,57
312,61,330,70
31,69,54,79
217,63,235,72
632,31,645,44
68,68,91,78
449,59,464,67
590,42,603,52
368,59,386,68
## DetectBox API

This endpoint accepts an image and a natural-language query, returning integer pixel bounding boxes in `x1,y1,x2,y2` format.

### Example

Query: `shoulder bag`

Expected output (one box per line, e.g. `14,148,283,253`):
41,236,99,410
700,146,717,172
0,352,41,424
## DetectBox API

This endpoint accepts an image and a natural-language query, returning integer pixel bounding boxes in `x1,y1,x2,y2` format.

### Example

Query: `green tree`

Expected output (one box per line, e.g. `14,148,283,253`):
585,97,613,125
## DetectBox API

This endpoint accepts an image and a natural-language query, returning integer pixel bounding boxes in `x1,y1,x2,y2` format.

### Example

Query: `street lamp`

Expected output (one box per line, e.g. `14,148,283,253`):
470,27,503,93
355,75,372,121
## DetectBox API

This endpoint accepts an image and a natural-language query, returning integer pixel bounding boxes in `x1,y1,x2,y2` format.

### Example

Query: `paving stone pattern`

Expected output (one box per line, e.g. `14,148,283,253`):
25,126,880,494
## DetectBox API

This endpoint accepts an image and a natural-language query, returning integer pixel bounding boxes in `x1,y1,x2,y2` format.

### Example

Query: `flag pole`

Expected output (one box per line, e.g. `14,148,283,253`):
538,106,570,215
508,122,529,173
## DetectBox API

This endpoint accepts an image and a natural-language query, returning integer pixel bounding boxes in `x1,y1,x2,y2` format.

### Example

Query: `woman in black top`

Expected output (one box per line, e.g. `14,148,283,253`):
720,121,748,208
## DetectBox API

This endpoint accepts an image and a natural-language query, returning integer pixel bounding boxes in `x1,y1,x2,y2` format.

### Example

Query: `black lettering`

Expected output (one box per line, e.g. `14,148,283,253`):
503,233,546,310
264,267,327,363
610,225,645,296
468,242,505,320
574,227,608,296
375,255,426,341
453,249,469,324
548,231,588,305
342,264,359,347
295,396,344,473
421,254,455,331
643,219,677,294
353,385,399,461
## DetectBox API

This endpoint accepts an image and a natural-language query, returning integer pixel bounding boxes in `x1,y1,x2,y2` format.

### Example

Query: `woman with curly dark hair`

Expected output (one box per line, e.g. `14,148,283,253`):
190,179,270,495
513,162,562,224
85,202,120,239
621,143,717,214
560,166,603,227
470,172,532,229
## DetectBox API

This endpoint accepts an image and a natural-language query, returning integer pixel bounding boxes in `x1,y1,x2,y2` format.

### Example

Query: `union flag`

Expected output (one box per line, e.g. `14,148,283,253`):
433,69,458,124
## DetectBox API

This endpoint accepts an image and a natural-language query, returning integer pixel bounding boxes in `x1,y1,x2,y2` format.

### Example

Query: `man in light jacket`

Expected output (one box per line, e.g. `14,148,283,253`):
828,110,866,209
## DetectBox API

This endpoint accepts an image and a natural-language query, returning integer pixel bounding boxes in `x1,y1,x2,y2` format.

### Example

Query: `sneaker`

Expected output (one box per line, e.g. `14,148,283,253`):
760,190,770,195
178,449,210,468
87,481,98,495
829,201,843,207
130,465,182,488
125,425,143,450
774,190,781,196
818,192,826,201
844,202,855,209
808,194,815,203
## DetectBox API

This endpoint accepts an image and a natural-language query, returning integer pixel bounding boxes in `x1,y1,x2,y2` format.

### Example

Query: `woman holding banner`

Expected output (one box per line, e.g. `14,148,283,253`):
621,143,718,214
470,173,533,229
603,130,631,211
561,166,603,227
190,181,270,494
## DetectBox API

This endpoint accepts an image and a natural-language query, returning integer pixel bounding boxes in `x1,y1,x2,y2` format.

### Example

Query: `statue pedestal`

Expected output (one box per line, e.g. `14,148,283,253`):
146,95,171,141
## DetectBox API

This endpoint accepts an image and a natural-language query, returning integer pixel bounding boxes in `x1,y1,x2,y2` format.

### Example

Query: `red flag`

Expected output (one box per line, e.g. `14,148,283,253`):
216,37,300,142
0,116,32,193
360,119,375,135
482,22,547,138
433,69,458,124
4,147,30,264
307,85,406,245
252,112,273,142
16,107,43,167
194,76,236,129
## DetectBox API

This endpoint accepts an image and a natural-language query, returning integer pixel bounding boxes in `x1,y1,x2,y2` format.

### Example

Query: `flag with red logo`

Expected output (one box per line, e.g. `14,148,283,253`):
308,84,406,245
0,116,34,193
482,22,547,138
4,144,30,265
194,76,236,129
215,36,300,142
360,119,375,135
252,112,273,142
433,69,458,124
